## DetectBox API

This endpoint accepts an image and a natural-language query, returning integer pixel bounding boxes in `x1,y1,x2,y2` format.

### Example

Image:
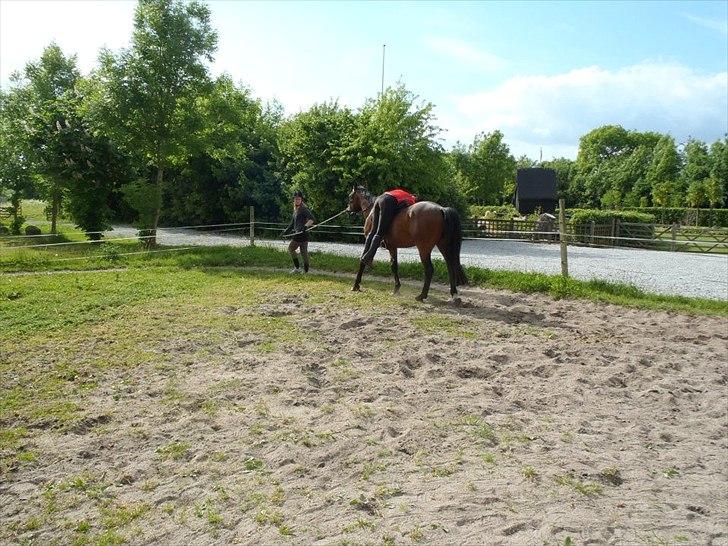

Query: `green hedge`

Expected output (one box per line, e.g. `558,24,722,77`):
623,207,728,227
570,209,656,225
468,204,519,220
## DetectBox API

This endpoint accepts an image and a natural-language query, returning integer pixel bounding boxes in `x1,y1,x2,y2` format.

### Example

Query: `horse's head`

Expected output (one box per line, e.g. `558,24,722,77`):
347,185,372,215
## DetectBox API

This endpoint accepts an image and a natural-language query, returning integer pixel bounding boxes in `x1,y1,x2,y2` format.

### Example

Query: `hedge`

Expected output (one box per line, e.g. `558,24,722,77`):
622,207,728,227
569,209,656,225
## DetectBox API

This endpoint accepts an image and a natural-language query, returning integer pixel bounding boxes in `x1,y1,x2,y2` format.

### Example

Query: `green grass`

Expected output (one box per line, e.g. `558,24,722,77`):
1,237,725,316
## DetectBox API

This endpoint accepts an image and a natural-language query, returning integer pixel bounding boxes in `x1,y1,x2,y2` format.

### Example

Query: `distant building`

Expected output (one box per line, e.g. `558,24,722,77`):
512,168,558,214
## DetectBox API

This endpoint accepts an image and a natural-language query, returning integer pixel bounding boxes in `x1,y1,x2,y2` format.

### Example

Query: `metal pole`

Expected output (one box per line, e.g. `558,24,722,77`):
559,199,568,277
381,44,386,95
250,206,255,246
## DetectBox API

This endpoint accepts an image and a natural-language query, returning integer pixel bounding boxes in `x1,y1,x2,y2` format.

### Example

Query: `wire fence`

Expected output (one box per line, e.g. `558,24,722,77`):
3,208,728,264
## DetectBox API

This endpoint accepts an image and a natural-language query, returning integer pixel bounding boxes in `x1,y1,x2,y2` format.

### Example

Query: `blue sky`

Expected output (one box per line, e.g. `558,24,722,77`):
1,0,726,159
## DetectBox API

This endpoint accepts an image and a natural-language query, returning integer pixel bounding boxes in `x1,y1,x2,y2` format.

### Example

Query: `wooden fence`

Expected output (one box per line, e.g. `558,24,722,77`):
462,218,728,254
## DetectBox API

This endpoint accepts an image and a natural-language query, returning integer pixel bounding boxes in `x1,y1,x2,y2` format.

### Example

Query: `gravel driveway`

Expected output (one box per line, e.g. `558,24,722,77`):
107,225,728,301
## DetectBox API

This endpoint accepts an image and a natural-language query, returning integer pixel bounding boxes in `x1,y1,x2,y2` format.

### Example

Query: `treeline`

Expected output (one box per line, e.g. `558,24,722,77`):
1,0,726,240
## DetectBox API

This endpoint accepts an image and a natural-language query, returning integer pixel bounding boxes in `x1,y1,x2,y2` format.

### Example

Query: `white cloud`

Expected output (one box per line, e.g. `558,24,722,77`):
449,62,728,158
424,36,505,71
682,13,728,35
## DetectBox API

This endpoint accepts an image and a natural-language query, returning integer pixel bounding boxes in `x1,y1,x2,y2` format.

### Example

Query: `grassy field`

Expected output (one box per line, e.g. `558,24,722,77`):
2,266,726,545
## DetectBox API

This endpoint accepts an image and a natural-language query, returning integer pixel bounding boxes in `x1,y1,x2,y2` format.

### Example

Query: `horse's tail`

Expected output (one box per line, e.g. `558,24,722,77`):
442,207,468,286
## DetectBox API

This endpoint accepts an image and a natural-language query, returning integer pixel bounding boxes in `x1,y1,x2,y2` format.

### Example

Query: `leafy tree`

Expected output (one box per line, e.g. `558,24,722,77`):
708,137,727,206
164,77,285,224
450,130,515,205
9,43,80,233
278,101,357,220
645,135,680,207
542,157,575,204
347,85,454,208
685,179,706,208
0,92,32,234
85,0,217,244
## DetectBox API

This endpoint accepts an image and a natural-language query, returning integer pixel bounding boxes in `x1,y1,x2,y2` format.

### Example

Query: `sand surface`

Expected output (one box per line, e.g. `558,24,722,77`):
2,275,727,545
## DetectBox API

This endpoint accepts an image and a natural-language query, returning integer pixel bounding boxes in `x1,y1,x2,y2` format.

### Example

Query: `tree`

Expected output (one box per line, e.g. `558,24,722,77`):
85,0,217,244
708,137,728,206
450,130,515,205
680,138,711,204
685,179,706,208
164,76,285,225
574,125,661,207
9,43,80,233
645,135,680,207
0,92,33,234
278,101,357,220
542,157,575,204
347,85,453,207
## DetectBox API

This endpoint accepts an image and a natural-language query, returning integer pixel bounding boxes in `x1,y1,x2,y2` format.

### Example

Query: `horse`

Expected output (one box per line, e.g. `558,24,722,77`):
346,185,468,301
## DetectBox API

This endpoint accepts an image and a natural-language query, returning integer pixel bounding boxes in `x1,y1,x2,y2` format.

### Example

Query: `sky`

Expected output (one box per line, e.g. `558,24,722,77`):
1,0,726,160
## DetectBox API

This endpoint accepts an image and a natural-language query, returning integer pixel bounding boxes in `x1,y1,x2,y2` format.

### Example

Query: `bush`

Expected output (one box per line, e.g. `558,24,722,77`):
623,207,728,227
570,209,656,225
468,204,519,220
24,225,42,236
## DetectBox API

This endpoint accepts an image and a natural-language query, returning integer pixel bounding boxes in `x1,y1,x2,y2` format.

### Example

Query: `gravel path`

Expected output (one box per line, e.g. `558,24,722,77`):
107,225,728,301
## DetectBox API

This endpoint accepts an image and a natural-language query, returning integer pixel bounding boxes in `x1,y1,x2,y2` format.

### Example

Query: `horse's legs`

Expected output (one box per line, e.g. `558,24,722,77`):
415,245,435,302
437,242,458,297
361,196,397,265
389,247,401,295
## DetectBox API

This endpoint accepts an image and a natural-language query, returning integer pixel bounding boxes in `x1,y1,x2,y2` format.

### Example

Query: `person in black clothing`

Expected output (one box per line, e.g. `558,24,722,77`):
282,190,315,273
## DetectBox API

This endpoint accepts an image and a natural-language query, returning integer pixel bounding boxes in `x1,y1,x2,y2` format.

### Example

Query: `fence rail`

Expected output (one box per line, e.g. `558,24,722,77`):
3,208,727,255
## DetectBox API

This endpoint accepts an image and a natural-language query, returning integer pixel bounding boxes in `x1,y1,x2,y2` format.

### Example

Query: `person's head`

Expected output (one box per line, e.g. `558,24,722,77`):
292,190,304,208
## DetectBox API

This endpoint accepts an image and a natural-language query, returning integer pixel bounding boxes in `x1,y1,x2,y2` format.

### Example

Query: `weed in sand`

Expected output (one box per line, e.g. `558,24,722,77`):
663,467,680,478
157,441,190,461
482,452,496,465
407,526,425,542
521,466,538,481
350,404,376,420
342,518,375,533
554,475,604,496
244,457,265,471
100,502,149,529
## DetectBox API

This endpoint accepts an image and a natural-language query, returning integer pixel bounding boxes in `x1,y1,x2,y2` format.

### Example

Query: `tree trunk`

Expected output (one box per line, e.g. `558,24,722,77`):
148,166,164,247
50,191,61,234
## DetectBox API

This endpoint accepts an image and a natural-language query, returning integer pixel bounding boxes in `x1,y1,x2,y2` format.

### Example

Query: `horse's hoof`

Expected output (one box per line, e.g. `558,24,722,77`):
352,285,361,292
393,286,401,296
415,294,427,302
449,296,463,306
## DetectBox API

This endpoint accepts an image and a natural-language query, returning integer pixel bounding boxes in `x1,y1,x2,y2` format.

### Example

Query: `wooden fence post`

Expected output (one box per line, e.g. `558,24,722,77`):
559,199,568,277
250,206,255,246
590,220,595,246
671,223,677,252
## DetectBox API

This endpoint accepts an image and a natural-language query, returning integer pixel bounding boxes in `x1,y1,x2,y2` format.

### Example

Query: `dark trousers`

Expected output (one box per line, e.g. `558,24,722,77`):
288,239,309,271
361,194,405,262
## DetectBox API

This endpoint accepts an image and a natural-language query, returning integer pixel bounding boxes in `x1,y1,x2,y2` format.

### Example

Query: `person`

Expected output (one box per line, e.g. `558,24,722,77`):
360,187,417,264
281,190,315,273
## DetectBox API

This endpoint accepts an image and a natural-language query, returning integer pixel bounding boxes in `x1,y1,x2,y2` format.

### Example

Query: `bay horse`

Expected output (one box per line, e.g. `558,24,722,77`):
347,185,468,301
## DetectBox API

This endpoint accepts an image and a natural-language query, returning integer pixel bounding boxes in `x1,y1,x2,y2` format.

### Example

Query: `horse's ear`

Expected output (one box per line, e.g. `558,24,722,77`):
352,184,357,192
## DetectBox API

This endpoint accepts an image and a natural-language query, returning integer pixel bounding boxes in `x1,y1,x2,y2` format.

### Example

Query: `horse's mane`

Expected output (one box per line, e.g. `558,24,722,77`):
356,185,374,203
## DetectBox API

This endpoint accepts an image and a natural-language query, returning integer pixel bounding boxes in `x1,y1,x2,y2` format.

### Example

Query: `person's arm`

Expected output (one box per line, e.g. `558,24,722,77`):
304,208,315,228
282,216,294,235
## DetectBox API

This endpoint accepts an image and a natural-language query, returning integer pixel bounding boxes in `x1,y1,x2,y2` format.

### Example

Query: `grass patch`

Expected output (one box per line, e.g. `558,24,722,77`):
554,474,604,496
1,239,724,316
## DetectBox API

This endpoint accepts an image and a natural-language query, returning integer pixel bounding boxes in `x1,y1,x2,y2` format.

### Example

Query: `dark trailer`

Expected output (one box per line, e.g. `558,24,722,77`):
512,168,558,215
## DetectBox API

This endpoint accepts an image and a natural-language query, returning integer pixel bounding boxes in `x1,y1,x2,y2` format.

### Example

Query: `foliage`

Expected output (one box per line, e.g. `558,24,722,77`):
84,0,218,243
6,43,80,233
163,76,285,224
450,130,515,204
468,204,519,220
623,207,728,227
570,209,656,225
